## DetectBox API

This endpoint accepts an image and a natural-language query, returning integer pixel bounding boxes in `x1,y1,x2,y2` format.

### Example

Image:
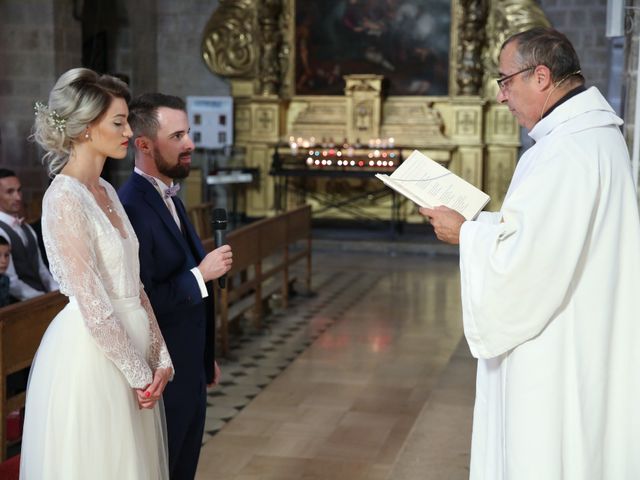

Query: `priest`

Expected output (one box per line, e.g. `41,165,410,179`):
421,27,640,479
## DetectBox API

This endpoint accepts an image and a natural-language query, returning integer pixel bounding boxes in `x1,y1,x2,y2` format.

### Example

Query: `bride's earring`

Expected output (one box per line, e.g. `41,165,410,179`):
84,129,91,140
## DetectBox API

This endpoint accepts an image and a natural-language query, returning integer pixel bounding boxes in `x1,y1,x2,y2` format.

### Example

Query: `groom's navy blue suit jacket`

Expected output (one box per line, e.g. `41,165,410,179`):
119,172,215,384
118,172,215,476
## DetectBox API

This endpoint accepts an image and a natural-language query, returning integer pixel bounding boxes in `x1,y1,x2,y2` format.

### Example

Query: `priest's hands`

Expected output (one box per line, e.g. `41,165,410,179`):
419,206,465,245
198,245,233,282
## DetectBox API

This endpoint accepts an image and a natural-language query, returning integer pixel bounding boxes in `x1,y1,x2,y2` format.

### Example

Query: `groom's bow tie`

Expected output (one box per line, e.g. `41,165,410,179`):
164,183,181,198
12,216,24,227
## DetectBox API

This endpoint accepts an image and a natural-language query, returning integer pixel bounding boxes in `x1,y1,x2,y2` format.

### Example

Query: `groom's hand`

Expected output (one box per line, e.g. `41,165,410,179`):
198,245,233,282
207,361,222,388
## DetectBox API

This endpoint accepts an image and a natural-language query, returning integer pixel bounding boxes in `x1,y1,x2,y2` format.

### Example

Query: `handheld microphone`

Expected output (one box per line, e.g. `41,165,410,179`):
212,208,228,289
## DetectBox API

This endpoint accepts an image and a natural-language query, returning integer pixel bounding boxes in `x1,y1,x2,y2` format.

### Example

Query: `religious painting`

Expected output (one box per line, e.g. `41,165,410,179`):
295,0,451,96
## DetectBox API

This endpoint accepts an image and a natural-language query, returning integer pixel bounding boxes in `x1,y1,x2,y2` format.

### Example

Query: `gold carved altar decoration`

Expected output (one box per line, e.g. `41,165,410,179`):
202,0,550,220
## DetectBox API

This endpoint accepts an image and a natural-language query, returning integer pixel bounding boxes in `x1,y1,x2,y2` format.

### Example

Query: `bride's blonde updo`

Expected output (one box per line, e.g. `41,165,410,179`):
32,68,131,177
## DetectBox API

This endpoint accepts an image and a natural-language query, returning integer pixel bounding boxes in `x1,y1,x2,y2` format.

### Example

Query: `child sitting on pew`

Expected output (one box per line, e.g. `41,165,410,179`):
0,236,11,307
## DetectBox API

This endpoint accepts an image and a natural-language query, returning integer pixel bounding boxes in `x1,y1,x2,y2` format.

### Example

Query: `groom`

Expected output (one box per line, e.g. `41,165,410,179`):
119,93,232,479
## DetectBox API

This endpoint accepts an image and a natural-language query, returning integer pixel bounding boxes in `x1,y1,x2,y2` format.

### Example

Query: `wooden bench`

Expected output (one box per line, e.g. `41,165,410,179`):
0,292,67,460
187,201,213,239
201,205,312,356
0,205,312,458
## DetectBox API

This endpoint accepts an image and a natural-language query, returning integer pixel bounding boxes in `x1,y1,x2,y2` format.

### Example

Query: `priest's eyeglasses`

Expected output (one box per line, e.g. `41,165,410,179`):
496,66,536,90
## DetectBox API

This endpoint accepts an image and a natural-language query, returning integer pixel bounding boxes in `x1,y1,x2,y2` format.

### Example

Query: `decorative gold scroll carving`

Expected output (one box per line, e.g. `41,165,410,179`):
381,100,450,147
202,0,257,78
293,103,348,125
457,0,488,95
258,0,284,95
198,0,550,218
482,0,550,96
289,98,348,141
277,0,292,96
345,75,383,143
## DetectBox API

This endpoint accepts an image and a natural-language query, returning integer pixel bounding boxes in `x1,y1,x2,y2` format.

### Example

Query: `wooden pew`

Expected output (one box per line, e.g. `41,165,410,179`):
201,205,312,356
187,202,214,239
285,205,313,295
0,292,67,461
0,206,311,459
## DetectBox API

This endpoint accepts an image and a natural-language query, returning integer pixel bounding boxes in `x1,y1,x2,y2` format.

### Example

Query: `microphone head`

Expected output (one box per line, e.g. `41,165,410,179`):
212,208,228,229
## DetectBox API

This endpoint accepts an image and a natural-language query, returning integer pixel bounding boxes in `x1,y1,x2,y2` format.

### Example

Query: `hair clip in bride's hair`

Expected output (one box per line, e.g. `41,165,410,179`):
34,101,67,133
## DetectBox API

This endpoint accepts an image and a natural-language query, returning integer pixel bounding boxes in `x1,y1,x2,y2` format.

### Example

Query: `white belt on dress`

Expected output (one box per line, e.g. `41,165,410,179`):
67,295,142,313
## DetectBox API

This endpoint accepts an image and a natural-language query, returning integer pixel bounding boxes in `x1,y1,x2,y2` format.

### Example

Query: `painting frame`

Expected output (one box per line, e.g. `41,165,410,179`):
289,0,457,97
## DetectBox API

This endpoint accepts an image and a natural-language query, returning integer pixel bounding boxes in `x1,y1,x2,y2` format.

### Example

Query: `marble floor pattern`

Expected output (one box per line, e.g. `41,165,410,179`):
198,245,475,479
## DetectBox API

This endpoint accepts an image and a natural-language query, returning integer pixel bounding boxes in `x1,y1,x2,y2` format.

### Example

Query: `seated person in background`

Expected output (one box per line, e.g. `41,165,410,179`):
0,235,23,395
29,217,50,268
0,236,10,307
0,168,58,300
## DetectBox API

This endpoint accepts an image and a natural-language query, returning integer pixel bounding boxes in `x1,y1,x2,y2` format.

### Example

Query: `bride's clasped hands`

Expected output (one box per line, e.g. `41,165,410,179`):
136,366,173,409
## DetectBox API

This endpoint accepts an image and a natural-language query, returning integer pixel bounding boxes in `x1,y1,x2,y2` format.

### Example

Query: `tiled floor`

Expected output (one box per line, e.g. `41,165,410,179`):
203,265,384,441
198,241,475,479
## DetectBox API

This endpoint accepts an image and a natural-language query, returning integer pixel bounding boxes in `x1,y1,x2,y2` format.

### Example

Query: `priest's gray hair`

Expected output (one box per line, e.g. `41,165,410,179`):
32,68,131,177
502,27,585,85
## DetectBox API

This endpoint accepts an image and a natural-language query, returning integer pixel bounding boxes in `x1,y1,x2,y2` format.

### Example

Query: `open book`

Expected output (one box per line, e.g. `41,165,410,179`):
376,150,490,220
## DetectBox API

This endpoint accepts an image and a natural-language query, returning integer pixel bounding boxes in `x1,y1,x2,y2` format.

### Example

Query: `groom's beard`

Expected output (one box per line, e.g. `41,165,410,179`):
154,147,191,180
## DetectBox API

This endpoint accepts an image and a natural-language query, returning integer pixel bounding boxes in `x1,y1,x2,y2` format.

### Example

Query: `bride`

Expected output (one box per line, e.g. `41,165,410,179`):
20,68,173,479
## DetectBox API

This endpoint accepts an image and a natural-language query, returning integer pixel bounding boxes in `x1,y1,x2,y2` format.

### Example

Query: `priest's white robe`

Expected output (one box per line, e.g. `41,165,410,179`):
460,87,640,480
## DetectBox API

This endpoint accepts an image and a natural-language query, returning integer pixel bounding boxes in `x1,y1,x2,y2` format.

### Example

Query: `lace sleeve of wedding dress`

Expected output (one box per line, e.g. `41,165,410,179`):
139,285,174,377
42,184,153,389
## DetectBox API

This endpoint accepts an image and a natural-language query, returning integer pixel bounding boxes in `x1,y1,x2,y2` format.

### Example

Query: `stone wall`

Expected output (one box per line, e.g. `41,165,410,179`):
0,0,227,194
540,0,639,193
0,0,81,208
3,0,636,199
156,0,229,97
624,1,640,194
625,7,638,141
539,0,609,93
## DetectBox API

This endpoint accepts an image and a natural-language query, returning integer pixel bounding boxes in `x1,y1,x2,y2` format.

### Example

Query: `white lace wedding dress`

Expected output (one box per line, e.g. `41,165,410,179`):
20,175,173,479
